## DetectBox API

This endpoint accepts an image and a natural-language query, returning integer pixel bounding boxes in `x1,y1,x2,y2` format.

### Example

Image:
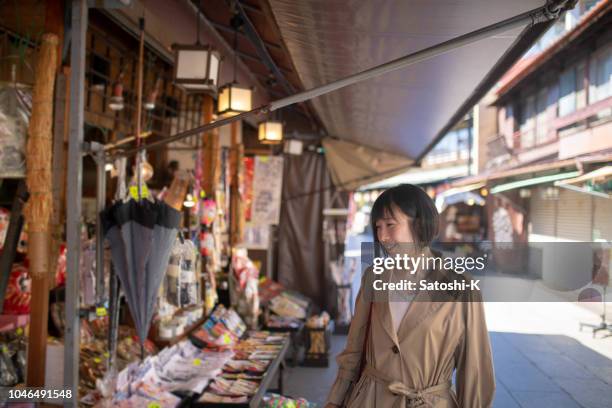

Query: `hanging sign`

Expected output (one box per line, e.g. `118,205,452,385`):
251,156,283,225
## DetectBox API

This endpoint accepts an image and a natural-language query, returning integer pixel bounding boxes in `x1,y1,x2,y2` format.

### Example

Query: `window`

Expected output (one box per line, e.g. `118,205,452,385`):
425,127,471,164
589,46,612,104
519,94,536,147
535,88,549,144
559,67,577,116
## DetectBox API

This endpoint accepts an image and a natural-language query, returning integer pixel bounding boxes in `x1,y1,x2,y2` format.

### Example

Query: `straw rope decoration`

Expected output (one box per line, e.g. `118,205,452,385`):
24,33,58,277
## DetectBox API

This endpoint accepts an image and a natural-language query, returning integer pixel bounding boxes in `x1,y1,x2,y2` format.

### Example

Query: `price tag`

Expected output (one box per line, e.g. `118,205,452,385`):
129,184,150,199
94,357,101,364
16,327,23,336
96,307,107,317
193,358,201,366
1,345,8,353
222,333,232,345
259,156,269,163
148,403,161,408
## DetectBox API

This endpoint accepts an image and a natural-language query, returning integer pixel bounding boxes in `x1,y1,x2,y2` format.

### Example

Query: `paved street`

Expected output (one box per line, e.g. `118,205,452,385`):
284,300,612,407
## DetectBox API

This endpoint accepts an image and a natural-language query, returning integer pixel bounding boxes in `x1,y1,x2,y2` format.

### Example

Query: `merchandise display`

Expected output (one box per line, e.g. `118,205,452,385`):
230,248,260,329
261,393,316,408
0,327,27,386
195,329,289,406
303,312,332,368
0,84,30,178
329,257,357,329
269,292,309,320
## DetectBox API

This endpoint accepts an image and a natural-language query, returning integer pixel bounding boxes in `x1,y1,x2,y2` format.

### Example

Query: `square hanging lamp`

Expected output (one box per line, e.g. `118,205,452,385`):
173,43,221,93
258,120,283,144
217,82,252,116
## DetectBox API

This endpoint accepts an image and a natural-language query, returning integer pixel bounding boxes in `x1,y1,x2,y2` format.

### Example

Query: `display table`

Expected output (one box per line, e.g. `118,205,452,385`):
188,334,290,408
263,320,304,366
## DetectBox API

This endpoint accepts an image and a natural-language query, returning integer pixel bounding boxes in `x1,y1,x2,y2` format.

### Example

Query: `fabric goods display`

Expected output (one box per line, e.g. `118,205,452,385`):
101,199,180,355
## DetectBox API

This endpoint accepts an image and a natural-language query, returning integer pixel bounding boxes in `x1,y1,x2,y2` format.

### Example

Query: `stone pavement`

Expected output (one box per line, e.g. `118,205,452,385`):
283,301,612,407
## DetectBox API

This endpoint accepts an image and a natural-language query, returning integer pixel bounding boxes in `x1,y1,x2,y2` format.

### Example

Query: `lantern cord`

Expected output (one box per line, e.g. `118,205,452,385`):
232,16,239,83
196,1,201,45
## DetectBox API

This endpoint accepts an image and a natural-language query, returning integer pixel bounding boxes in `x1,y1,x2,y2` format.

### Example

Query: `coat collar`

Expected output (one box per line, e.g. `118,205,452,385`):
372,265,455,345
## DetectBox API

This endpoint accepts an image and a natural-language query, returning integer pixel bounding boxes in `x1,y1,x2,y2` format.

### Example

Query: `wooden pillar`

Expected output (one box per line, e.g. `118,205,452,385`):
201,95,216,196
229,121,244,246
25,32,58,387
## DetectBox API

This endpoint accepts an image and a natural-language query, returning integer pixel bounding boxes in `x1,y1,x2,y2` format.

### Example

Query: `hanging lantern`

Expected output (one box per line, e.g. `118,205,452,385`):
258,120,283,144
173,43,221,93
172,3,221,93
184,193,196,208
217,82,252,116
217,14,252,117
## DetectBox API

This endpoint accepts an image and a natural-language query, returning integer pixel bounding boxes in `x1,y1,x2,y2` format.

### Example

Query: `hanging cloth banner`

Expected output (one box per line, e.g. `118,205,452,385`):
251,156,284,225
322,137,414,191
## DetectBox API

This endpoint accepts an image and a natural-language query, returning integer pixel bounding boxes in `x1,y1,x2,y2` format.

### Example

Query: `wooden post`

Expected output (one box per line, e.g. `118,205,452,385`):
25,32,58,387
201,95,216,196
229,121,244,246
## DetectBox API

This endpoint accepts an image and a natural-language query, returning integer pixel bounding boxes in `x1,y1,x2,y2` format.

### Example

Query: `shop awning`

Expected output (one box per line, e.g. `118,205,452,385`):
267,0,562,168
554,165,612,199
435,182,486,212
490,171,581,194
556,166,612,185
359,164,470,191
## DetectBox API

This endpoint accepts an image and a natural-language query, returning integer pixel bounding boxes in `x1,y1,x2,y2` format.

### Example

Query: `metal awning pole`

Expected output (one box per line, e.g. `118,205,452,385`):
65,0,87,403
92,143,106,306
107,1,567,159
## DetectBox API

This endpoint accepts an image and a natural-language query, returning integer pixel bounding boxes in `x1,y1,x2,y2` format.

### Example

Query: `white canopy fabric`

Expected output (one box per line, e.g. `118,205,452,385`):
269,0,551,187
322,138,414,190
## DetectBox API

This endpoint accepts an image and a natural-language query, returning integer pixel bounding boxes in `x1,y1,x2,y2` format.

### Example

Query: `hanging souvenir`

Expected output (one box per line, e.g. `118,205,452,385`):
0,84,30,178
2,263,31,315
0,207,9,249
200,199,217,227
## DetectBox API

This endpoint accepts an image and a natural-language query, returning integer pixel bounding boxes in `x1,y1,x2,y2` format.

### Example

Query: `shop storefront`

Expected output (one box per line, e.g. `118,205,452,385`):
0,0,583,406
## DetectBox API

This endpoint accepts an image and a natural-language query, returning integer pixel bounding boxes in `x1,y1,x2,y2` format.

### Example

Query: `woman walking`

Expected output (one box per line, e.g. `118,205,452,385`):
325,184,495,408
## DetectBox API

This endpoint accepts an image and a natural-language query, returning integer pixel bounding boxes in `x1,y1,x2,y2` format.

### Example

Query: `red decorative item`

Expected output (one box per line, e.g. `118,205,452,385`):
242,157,254,221
55,244,67,287
2,263,31,315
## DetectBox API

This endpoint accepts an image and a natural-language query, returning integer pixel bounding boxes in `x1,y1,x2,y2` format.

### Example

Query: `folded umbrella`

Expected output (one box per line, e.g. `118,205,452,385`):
101,199,180,357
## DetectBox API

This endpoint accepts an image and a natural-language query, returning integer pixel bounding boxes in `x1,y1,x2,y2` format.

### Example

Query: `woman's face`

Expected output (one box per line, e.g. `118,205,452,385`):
375,204,414,255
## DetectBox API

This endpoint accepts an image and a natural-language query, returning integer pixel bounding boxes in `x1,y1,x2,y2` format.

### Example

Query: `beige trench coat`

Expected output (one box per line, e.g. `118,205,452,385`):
326,267,495,408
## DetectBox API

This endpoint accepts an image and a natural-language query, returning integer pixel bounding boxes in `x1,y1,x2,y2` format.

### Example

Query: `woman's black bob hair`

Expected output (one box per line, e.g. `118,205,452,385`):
370,184,440,248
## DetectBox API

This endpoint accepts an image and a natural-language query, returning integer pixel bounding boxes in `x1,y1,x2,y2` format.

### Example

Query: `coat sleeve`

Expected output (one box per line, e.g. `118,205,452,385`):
454,290,496,408
325,271,372,406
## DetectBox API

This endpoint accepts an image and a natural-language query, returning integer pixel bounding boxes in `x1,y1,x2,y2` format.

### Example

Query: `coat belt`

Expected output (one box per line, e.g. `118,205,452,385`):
362,365,452,408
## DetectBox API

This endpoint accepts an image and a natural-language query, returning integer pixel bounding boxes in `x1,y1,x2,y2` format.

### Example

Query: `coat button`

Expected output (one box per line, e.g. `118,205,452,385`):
392,345,400,354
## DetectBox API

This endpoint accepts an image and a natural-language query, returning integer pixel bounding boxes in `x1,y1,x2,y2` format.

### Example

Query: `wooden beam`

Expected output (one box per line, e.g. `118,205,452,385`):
208,19,282,51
